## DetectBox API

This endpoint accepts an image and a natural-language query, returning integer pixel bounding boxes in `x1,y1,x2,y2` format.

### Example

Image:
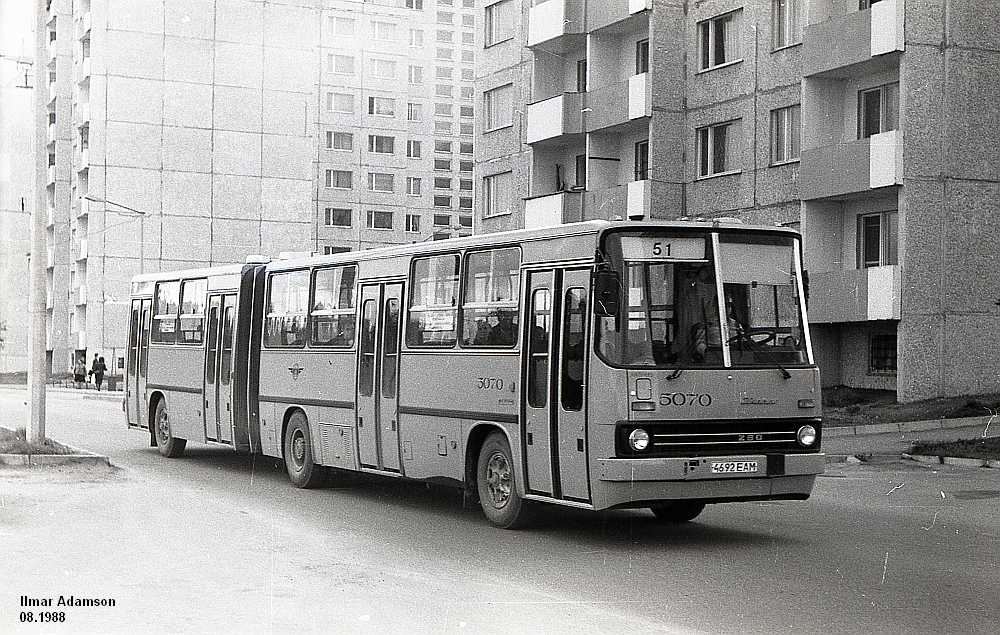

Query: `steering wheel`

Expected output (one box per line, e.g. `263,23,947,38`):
727,329,776,347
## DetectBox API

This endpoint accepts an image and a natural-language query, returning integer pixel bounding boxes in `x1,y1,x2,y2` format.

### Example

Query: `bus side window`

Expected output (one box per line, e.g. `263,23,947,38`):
359,299,377,397
560,288,586,411
152,281,180,344
127,308,139,376
460,247,520,347
264,271,309,348
407,253,460,348
527,288,551,408
311,265,357,348
178,279,207,345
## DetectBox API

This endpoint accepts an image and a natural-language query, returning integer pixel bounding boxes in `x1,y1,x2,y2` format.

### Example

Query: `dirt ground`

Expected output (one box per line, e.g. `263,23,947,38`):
822,386,1000,428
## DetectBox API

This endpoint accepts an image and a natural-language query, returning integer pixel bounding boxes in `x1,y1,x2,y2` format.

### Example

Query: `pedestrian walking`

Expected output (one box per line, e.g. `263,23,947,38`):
90,354,107,391
73,357,87,388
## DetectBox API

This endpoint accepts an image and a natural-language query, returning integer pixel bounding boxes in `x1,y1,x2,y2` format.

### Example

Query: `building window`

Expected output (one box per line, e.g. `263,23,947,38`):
435,84,454,98
857,211,899,268
434,177,452,189
699,10,742,71
328,92,354,113
462,14,474,27
407,177,422,195
484,0,514,47
484,84,513,131
405,214,421,232
366,210,393,229
327,131,353,151
435,121,453,134
770,104,801,164
323,246,351,256
407,254,461,347
435,140,453,153
407,102,423,121
368,135,395,154
324,207,352,227
772,0,802,49
574,154,587,188
330,16,355,36
438,11,454,24
437,47,453,60
460,105,474,118
371,21,396,41
407,139,422,158
461,67,474,81
434,195,452,208
409,29,424,47
330,54,355,74
459,160,474,172
437,29,454,43
635,39,649,74
696,120,741,178
435,102,453,116
408,65,424,84
859,0,885,8
460,142,474,155
459,198,473,210
326,169,353,189
462,49,474,63
434,159,452,171
368,96,395,116
371,58,397,79
433,213,451,226
436,67,454,80
483,171,512,218
459,179,473,191
460,86,474,100
858,82,899,139
264,271,309,348
634,140,649,180
406,0,423,9
459,122,474,136
576,59,588,92
868,327,897,374
369,172,394,192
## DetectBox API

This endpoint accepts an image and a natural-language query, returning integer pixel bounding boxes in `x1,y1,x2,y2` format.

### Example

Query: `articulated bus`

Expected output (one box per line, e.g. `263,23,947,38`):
124,220,824,528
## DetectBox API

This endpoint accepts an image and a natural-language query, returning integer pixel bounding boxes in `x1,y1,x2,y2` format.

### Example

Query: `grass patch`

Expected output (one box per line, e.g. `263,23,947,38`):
909,437,1000,461
823,388,1000,428
0,427,74,455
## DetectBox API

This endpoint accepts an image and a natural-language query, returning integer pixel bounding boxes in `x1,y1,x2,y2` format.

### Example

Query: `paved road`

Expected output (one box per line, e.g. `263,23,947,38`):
2,388,998,634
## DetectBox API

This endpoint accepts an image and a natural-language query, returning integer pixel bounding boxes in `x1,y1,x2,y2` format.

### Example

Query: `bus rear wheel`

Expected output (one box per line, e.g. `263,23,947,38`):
476,432,531,529
649,501,706,523
153,398,186,458
283,411,325,488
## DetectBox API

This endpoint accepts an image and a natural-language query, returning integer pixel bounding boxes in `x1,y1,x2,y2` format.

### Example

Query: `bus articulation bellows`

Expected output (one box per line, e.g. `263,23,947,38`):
124,220,824,528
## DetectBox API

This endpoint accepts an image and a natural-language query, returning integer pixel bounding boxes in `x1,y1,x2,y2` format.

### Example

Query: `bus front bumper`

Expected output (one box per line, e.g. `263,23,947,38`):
590,453,824,510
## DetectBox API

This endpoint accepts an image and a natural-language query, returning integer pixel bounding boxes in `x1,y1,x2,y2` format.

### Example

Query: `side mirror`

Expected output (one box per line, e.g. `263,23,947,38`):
592,269,620,317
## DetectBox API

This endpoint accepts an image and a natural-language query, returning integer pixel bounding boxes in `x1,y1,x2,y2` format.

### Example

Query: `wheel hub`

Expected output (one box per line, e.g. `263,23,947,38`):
485,451,511,509
157,409,169,442
291,431,306,468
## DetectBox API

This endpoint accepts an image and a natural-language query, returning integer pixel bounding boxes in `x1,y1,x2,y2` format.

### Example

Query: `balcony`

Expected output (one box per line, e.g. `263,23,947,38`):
800,130,902,200
807,265,901,323
526,92,584,145
48,81,57,103
77,57,91,83
46,248,55,269
78,238,88,261
585,75,650,133
46,207,54,227
582,180,650,220
47,37,56,61
76,100,90,124
47,121,56,143
76,11,92,38
75,285,88,305
524,191,583,229
587,0,651,33
78,148,90,172
527,0,585,49
47,165,56,185
803,0,904,78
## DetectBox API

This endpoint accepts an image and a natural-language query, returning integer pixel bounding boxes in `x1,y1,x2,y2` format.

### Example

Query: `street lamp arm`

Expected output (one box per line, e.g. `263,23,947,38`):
84,195,147,216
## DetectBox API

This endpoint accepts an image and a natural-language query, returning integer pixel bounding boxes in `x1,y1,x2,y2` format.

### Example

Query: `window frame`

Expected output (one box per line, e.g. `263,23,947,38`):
635,39,649,75
309,264,358,349
857,82,899,139
856,210,899,268
151,280,181,344
698,9,743,72
177,278,207,346
868,327,897,375
406,252,463,349
484,0,514,48
483,171,513,218
459,246,521,349
695,119,742,179
366,209,394,230
263,269,310,349
483,83,514,132
769,104,801,165
772,0,802,51
324,207,352,227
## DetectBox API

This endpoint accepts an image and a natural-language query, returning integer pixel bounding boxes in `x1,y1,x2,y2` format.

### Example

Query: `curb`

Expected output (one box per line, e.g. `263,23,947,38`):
825,414,996,438
826,453,901,464
0,384,123,402
0,426,111,468
902,453,1000,469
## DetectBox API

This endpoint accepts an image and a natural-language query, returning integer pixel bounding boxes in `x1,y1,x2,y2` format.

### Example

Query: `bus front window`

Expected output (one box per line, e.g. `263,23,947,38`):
596,232,723,367
718,233,807,366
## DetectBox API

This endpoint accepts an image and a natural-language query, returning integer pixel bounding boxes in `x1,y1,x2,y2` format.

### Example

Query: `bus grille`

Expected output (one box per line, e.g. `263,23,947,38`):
616,419,821,458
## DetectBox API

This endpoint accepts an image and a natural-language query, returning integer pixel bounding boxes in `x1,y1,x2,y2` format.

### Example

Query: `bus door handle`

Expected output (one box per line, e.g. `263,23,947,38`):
358,417,363,428
391,420,396,431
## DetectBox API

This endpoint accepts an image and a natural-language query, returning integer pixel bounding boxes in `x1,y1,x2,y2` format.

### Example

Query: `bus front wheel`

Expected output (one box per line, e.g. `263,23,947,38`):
476,432,531,529
283,411,325,488
649,501,706,523
153,398,186,458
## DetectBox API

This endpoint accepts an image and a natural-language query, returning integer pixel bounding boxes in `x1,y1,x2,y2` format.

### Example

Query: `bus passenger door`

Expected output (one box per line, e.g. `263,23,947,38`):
204,296,222,441
555,269,590,502
377,283,403,472
136,299,152,428
522,271,554,495
217,297,236,444
126,300,141,427
356,282,403,472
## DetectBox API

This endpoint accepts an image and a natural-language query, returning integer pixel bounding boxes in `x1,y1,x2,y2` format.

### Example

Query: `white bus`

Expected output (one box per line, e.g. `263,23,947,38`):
125,220,824,528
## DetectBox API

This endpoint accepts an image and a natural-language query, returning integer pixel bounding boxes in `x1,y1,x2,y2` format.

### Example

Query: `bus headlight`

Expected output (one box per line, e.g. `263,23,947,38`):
796,425,817,447
628,428,650,452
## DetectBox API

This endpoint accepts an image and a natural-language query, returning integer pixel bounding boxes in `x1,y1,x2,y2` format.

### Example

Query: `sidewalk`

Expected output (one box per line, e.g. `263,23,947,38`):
0,383,122,402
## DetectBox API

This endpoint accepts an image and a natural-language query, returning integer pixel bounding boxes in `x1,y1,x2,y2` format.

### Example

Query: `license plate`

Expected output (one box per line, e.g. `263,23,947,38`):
710,461,759,474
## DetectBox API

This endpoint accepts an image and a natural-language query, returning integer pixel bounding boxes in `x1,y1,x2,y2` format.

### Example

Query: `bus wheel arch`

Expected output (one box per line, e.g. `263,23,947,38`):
464,423,510,502
472,428,533,529
151,392,186,458
281,407,325,488
147,391,164,446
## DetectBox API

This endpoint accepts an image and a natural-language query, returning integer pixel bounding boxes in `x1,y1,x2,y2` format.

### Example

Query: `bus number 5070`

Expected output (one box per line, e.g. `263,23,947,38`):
659,392,713,407
476,377,504,390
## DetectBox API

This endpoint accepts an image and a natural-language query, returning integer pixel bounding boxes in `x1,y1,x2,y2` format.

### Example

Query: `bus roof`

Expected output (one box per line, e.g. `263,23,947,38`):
129,219,801,283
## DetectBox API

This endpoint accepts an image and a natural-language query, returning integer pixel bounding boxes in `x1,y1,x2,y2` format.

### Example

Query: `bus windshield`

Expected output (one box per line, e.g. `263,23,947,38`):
595,230,808,368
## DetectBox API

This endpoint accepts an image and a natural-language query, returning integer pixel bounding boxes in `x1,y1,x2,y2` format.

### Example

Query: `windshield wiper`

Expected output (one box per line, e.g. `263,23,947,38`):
729,328,792,380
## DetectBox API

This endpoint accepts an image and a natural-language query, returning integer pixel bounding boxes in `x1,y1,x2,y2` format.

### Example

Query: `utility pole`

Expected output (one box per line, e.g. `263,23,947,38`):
23,1,44,442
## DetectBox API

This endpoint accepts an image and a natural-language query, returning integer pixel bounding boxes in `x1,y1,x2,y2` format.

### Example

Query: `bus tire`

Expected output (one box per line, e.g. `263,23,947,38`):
649,501,706,523
153,398,186,458
476,432,531,529
283,411,325,489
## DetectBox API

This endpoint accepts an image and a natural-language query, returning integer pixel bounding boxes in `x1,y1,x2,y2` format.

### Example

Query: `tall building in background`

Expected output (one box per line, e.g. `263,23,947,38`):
474,0,1000,402
19,0,475,376
0,0,36,373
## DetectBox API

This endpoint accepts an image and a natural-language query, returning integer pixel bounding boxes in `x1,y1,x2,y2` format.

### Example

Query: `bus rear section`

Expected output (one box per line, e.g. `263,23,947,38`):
577,226,823,518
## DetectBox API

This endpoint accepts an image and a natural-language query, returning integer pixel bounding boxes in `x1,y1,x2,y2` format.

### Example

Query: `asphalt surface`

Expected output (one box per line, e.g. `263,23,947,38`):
1,388,999,634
